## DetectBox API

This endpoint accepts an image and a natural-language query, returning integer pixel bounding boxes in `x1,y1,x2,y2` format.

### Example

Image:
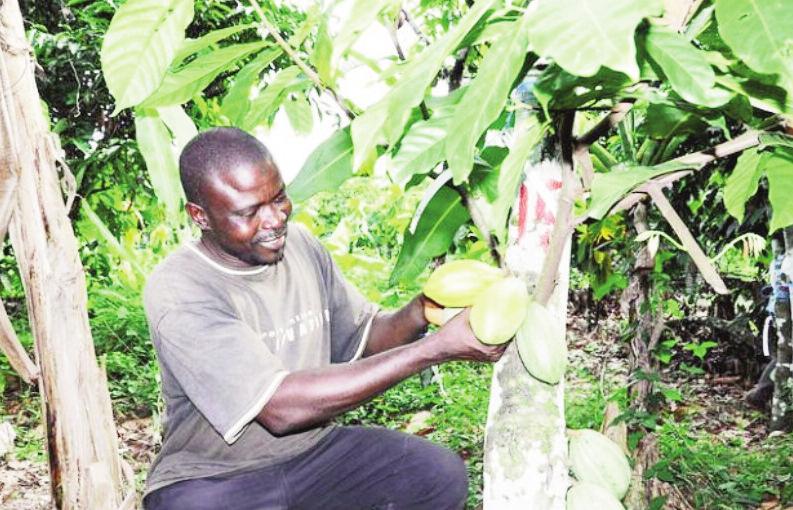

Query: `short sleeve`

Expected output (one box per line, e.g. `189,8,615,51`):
154,306,289,444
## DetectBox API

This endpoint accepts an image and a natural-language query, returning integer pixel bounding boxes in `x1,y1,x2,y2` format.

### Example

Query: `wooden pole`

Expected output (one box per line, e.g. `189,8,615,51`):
0,1,133,507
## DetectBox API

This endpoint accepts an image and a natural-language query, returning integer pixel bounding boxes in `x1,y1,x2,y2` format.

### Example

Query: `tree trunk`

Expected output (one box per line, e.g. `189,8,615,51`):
483,156,571,508
0,2,133,508
770,226,793,432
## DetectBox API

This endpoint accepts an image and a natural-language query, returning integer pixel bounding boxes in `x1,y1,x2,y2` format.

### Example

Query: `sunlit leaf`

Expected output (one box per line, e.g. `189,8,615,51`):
172,23,257,66
644,24,731,107
723,148,763,222
242,66,309,131
716,0,793,104
527,0,662,80
766,148,793,232
141,42,268,108
287,128,353,203
283,93,314,135
101,0,194,114
445,12,531,184
134,108,185,217
221,48,283,126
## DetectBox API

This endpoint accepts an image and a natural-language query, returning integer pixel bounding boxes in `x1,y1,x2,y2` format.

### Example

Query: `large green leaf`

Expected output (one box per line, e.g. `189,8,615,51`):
390,116,449,186
766,148,793,232
241,66,309,131
221,48,283,126
643,103,708,139
715,0,793,101
527,0,662,80
533,65,631,116
723,148,763,222
588,161,694,219
644,25,731,107
287,129,353,203
140,42,268,108
101,0,194,114
333,0,399,67
390,187,470,284
172,24,257,65
351,0,496,169
134,109,185,217
445,12,531,184
157,105,197,154
283,94,314,135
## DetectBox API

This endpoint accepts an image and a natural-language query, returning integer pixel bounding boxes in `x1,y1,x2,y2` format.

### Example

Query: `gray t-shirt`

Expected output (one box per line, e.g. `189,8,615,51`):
142,223,378,496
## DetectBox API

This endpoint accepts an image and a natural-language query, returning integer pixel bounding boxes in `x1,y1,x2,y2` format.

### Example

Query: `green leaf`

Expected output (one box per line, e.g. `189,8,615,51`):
287,128,353,203
715,0,793,101
643,24,731,107
140,42,268,108
283,93,314,135
533,65,631,116
157,105,197,154
333,0,399,65
172,23,257,65
527,0,662,80
351,0,496,169
134,108,185,217
643,103,708,139
588,161,694,219
445,12,531,184
723,148,763,221
101,0,194,114
492,115,546,241
311,17,334,87
221,48,283,126
766,148,793,232
390,187,470,284
390,116,449,186
241,66,308,131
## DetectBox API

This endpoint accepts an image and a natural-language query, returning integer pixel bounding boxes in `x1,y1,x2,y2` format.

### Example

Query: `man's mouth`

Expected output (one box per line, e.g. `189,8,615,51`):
254,227,287,249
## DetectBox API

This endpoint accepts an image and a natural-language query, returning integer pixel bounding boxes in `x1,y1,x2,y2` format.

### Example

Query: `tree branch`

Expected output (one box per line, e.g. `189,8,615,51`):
248,0,357,119
575,100,635,147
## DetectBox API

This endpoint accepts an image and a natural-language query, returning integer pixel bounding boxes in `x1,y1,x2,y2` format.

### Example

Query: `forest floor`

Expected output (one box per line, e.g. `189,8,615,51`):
0,312,789,510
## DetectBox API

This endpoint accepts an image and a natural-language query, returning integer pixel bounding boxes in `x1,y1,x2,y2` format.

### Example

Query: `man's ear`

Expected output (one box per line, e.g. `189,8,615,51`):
185,202,211,231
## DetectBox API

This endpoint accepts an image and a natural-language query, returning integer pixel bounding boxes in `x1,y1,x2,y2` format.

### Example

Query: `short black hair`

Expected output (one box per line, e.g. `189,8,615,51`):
179,127,274,205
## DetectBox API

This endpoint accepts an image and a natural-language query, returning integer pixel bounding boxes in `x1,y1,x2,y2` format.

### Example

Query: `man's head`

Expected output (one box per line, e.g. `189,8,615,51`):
180,127,292,267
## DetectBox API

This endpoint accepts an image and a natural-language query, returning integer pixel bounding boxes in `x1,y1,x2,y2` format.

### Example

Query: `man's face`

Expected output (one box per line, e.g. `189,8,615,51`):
195,158,293,266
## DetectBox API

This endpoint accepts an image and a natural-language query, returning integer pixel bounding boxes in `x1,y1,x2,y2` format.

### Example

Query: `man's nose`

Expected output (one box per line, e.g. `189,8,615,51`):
257,204,286,228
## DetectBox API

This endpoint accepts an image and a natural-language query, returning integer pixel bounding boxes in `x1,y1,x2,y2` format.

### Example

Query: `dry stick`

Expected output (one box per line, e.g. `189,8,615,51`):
0,298,38,383
534,112,577,306
247,0,356,119
645,182,729,294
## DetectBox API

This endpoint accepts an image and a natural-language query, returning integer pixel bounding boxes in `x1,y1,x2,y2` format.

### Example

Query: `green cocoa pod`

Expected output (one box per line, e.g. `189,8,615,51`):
516,300,567,384
568,429,632,499
566,482,625,510
469,277,529,344
423,259,504,307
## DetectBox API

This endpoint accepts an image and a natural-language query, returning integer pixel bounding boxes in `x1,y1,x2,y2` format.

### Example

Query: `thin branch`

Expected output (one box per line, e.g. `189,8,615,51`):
248,0,356,119
389,20,431,120
400,9,430,46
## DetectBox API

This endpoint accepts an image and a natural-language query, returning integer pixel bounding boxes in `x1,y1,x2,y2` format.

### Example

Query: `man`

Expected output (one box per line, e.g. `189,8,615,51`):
142,127,505,510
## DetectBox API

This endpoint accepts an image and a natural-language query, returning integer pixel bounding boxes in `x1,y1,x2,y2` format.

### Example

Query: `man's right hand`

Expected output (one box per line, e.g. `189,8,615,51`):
428,308,508,363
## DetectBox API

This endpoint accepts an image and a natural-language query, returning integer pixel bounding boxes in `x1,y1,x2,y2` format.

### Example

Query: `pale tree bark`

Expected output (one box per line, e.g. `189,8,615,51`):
0,1,134,508
770,226,793,432
483,114,574,507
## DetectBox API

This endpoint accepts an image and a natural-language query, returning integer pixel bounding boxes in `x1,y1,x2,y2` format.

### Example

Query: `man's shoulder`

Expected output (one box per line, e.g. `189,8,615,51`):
143,244,204,314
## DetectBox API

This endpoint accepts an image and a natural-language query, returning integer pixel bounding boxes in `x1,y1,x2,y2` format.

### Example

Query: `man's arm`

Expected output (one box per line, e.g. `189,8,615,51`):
362,295,431,357
256,309,503,436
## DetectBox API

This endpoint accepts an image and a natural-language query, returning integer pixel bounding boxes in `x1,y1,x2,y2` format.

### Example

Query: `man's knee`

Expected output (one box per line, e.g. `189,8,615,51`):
402,437,468,509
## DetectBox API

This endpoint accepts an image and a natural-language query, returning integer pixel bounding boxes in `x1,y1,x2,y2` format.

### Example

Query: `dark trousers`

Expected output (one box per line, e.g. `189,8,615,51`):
143,426,469,510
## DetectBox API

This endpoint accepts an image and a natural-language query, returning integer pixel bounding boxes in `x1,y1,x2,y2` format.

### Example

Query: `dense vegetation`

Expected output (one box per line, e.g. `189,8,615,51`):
2,0,793,508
